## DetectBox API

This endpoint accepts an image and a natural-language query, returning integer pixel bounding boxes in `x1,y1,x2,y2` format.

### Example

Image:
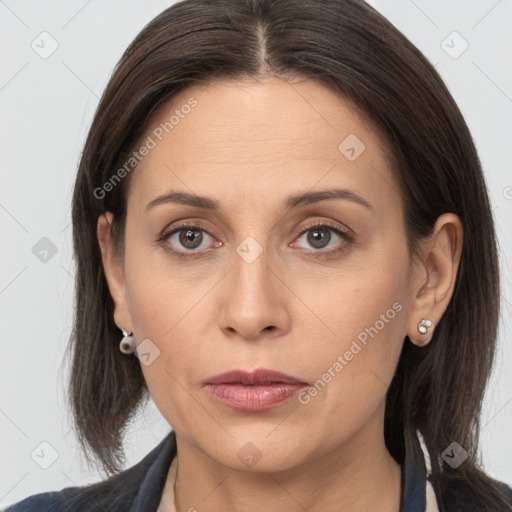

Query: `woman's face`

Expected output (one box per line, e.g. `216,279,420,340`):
103,76,423,471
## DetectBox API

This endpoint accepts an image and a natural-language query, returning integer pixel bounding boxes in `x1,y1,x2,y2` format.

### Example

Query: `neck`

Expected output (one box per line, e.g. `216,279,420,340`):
167,411,402,512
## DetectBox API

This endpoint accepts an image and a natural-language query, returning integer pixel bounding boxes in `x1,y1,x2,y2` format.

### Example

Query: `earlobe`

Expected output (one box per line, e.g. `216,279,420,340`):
97,212,133,332
405,213,463,347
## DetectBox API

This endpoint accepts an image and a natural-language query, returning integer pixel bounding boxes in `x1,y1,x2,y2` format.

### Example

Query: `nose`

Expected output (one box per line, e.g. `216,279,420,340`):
217,241,291,342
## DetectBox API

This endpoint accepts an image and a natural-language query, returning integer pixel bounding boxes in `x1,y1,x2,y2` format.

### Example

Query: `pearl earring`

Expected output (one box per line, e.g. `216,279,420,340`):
417,319,433,335
120,330,136,354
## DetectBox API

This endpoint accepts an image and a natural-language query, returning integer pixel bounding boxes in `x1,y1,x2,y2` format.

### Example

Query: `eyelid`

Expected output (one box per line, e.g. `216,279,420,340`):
158,218,354,258
295,219,354,240
290,219,353,257
158,221,221,257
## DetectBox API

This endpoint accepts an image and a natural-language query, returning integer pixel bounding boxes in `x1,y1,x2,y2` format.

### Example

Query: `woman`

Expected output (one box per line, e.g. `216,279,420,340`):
5,0,512,510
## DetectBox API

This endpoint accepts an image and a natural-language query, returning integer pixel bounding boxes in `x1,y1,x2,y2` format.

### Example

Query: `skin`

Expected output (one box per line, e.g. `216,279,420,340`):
97,75,463,512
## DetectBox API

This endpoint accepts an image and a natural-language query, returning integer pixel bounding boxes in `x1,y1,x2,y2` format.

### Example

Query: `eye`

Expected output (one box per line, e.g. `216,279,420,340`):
291,221,353,256
159,223,221,258
157,220,353,260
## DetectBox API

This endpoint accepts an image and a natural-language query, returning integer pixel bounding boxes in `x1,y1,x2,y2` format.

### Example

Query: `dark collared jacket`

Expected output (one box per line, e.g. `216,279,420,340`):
3,430,512,511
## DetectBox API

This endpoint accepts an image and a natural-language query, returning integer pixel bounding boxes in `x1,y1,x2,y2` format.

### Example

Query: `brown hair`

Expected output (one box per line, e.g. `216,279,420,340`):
65,0,509,508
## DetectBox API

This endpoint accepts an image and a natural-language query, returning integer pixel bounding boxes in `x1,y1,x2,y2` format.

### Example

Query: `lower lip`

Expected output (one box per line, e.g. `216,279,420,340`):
205,383,307,411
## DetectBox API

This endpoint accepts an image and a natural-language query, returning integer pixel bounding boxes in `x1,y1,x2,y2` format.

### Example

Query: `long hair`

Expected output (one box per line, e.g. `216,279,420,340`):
65,0,509,508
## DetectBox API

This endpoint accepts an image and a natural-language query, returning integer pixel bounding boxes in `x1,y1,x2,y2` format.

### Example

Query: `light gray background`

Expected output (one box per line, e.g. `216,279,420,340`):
1,0,511,507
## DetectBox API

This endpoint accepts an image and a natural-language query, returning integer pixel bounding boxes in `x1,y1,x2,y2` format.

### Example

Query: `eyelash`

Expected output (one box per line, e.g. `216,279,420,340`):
157,220,354,260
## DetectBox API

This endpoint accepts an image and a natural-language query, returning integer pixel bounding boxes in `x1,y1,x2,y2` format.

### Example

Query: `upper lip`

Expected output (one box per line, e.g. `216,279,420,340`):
204,368,309,386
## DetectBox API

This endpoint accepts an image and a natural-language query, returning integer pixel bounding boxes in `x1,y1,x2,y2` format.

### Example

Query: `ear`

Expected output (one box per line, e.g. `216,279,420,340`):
97,212,133,333
405,213,463,346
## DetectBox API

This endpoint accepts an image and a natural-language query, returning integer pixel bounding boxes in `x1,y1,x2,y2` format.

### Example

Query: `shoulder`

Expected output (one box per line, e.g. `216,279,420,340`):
2,431,177,512
2,472,140,512
1,485,109,512
439,474,512,511
2,491,71,512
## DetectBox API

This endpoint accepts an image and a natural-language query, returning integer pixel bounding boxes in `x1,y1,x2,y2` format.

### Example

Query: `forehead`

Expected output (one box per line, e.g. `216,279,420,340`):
128,76,399,213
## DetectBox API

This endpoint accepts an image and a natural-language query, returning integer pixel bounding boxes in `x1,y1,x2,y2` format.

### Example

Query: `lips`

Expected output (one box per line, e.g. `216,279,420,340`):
204,368,309,412
204,368,309,386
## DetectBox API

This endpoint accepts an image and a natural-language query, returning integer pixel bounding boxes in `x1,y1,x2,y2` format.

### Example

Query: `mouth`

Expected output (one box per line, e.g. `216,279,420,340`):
204,368,309,412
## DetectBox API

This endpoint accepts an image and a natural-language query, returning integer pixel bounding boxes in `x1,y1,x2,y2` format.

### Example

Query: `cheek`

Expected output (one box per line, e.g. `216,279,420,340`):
123,238,198,335
291,245,409,417
289,298,406,452
122,246,222,424
296,282,406,404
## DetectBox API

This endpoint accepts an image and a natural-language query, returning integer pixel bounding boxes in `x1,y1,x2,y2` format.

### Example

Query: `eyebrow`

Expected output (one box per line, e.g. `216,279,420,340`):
145,187,373,213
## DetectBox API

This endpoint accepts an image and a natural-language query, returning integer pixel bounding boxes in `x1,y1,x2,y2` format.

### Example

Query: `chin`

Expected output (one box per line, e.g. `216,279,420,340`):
200,428,314,473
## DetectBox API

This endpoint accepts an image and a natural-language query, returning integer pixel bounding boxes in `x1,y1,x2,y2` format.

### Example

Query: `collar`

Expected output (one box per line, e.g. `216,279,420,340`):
401,429,443,512
129,429,441,512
